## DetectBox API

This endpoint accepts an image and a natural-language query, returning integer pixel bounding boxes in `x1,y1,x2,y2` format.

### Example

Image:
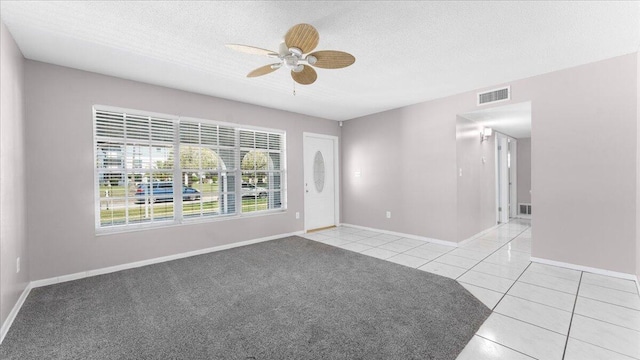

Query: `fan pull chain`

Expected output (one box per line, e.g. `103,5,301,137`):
293,80,296,96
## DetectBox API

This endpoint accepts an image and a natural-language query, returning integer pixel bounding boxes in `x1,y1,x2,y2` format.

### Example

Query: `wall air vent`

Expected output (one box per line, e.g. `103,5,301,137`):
477,86,510,106
519,203,532,216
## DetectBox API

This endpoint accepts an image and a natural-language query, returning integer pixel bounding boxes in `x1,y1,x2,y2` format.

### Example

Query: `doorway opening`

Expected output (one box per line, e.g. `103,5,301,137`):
459,101,532,225
496,133,518,223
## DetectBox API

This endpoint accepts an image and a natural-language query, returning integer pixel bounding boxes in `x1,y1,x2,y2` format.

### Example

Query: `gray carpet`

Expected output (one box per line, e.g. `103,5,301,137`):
0,236,490,359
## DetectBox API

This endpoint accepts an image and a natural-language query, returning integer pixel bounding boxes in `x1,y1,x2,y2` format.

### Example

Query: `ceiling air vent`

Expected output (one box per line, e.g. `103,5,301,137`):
477,86,510,106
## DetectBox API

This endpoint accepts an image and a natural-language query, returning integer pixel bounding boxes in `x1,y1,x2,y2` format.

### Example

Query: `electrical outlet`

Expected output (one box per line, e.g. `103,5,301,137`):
16,257,20,273
295,212,300,219
386,211,391,219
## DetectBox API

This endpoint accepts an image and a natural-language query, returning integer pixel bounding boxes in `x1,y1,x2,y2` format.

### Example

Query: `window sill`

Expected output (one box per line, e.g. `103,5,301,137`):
95,209,288,236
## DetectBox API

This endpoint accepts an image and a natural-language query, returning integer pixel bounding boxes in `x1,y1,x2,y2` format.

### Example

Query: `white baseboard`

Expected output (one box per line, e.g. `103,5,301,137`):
458,223,504,247
530,257,638,282
5,229,636,346
0,283,32,345
339,223,457,247
32,231,304,288
0,230,303,345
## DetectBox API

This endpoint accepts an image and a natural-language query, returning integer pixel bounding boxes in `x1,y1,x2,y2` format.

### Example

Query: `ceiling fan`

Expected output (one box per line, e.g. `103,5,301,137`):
226,23,355,85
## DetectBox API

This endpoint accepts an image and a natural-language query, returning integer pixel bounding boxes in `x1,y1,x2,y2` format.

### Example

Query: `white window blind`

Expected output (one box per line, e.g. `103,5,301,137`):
96,109,176,227
179,120,237,219
94,106,286,231
240,129,284,213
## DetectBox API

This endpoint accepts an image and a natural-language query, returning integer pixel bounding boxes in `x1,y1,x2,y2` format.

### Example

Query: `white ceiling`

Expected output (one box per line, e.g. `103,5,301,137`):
1,1,638,121
460,101,531,139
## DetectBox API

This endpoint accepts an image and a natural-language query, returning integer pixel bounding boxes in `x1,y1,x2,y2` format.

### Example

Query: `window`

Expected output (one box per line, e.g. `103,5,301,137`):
94,106,286,230
240,130,284,213
95,110,175,227
179,120,237,219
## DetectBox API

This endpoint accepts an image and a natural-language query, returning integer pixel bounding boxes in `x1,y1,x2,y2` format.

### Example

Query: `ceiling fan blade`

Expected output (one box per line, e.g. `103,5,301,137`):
285,23,319,54
247,63,281,78
226,44,278,56
291,65,317,85
308,50,356,69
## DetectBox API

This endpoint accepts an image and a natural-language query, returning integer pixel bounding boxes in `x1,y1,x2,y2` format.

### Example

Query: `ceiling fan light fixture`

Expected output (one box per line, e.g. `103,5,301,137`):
306,55,317,65
228,23,355,85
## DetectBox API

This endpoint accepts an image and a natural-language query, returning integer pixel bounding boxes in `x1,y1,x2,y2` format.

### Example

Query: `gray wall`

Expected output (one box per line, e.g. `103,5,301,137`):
456,116,496,241
24,61,340,281
517,138,531,205
0,23,29,330
342,53,638,275
637,51,640,284
341,97,497,243
342,100,458,241
527,54,637,274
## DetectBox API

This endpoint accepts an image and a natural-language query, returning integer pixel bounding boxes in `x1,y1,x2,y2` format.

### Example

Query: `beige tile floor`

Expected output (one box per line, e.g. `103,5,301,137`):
301,219,640,360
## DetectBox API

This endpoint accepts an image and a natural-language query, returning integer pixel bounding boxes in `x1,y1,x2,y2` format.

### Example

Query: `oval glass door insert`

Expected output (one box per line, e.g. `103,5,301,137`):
313,151,325,193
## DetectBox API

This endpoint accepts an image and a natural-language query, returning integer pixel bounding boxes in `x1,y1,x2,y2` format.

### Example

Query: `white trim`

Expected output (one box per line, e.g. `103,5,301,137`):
0,283,32,345
496,134,510,224
303,132,340,232
509,138,518,218
636,275,640,296
31,230,303,288
458,223,504,247
2,230,303,345
495,131,518,142
93,105,288,233
96,208,287,236
340,223,458,247
530,257,638,282
496,134,502,223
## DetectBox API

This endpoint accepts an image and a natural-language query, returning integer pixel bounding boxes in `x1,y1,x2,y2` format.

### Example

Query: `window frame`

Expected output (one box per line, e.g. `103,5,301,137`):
93,105,287,233
239,129,286,214
178,119,239,221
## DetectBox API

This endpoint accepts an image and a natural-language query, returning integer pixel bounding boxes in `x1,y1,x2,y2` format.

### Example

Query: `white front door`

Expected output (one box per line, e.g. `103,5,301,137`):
303,133,338,231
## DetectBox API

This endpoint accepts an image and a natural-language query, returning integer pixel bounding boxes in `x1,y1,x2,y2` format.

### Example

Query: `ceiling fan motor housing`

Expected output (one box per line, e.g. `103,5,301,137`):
284,55,299,69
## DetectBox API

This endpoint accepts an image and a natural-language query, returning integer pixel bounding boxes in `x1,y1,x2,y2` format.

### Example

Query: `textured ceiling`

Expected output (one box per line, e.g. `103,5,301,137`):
1,1,639,121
